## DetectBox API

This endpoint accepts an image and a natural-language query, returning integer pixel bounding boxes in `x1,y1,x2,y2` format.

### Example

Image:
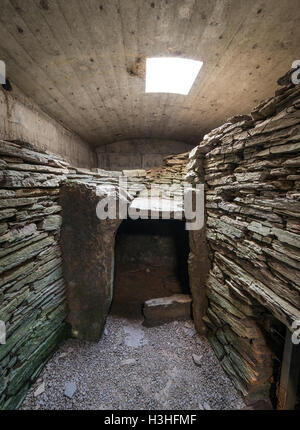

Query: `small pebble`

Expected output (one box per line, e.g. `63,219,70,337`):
64,382,77,399
34,382,45,398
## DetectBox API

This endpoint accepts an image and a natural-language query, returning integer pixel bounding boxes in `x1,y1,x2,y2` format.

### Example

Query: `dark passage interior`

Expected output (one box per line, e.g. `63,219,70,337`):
110,219,190,318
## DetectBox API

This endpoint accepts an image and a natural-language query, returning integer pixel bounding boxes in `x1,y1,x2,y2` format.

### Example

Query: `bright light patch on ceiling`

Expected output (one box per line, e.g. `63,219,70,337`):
145,57,203,95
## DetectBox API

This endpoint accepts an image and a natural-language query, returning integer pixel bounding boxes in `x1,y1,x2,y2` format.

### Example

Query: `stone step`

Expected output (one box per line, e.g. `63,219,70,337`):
143,294,192,327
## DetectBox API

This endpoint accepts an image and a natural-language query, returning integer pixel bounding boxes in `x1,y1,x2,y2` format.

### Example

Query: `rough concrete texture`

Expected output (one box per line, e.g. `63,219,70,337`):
0,1,299,147
0,87,96,169
97,139,193,170
20,316,246,410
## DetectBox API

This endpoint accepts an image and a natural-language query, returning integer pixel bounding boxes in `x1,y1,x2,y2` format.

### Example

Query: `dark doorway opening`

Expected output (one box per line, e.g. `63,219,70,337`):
110,219,190,318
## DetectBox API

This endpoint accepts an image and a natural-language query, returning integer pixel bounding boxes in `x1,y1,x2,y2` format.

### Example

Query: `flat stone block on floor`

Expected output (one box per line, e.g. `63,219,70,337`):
143,294,192,327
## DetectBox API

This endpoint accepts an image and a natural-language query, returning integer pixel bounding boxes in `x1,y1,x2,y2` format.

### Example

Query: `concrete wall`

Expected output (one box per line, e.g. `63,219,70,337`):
96,139,193,170
0,86,96,169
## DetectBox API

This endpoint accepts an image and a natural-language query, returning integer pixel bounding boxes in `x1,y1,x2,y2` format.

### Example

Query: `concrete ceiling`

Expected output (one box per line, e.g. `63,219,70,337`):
0,0,299,147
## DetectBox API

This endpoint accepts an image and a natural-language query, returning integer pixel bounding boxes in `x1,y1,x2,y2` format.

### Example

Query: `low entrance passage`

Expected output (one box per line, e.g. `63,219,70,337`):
110,219,190,319
20,217,246,410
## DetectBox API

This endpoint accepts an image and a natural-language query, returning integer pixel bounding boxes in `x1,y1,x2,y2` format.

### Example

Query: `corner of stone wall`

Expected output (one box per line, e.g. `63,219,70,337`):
0,141,120,408
0,141,70,409
186,68,300,405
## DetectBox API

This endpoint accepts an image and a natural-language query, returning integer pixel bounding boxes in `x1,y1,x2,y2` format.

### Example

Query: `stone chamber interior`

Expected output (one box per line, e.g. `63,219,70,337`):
1,67,300,410
110,219,190,318
0,1,300,412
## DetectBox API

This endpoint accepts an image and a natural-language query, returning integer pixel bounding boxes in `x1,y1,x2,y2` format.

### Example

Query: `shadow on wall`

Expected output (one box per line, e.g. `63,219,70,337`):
110,219,190,318
0,86,96,169
96,139,194,170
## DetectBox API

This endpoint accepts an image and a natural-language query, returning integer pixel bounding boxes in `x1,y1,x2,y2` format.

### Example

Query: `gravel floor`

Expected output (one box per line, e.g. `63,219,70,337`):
21,316,246,410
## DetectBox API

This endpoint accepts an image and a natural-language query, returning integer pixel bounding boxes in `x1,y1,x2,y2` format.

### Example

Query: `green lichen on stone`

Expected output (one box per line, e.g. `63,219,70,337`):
1,382,30,410
17,308,67,363
7,323,67,397
0,288,30,322
0,311,39,361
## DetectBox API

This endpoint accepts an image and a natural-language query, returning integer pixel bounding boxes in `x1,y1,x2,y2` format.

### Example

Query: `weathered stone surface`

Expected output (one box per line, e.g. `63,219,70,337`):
187,74,300,405
4,163,68,175
0,197,40,208
0,141,66,167
272,227,300,249
0,223,37,244
2,141,189,410
0,235,53,274
60,182,121,341
206,288,245,319
247,221,271,237
1,170,66,188
208,335,225,361
122,169,146,177
0,208,17,220
251,98,277,120
64,381,77,399
143,294,192,326
207,275,259,317
41,215,62,231
7,325,66,396
188,229,209,335
0,222,8,234
215,252,300,327
0,143,70,410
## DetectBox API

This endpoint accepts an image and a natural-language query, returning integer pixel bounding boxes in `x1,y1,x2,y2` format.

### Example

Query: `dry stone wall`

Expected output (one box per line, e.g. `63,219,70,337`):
0,141,190,408
187,70,300,404
0,141,127,408
0,141,70,409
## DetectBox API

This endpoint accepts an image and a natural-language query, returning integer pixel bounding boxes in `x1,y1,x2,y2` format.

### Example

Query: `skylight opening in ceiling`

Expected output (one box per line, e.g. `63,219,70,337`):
145,57,203,95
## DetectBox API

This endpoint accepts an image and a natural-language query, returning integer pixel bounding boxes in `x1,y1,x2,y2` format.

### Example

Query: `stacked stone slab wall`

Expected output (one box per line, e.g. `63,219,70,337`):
0,142,126,408
186,70,300,404
0,142,70,409
0,141,190,408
